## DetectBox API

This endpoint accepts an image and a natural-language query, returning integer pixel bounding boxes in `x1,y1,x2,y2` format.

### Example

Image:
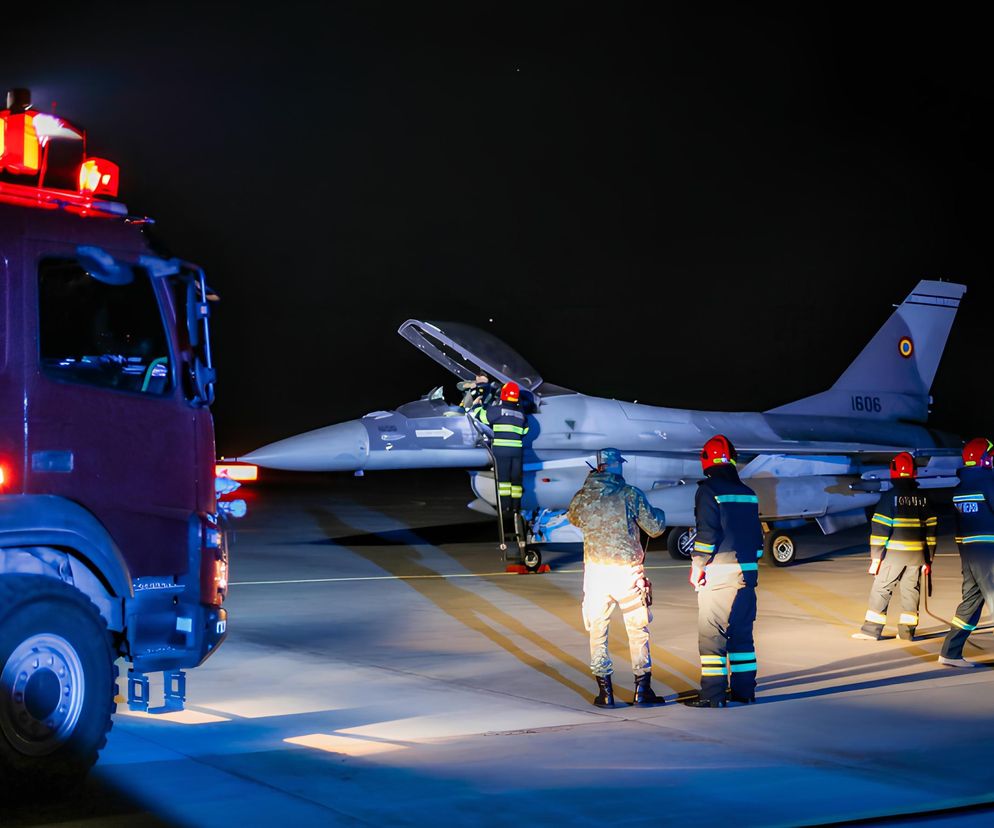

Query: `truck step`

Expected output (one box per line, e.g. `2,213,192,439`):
127,669,187,714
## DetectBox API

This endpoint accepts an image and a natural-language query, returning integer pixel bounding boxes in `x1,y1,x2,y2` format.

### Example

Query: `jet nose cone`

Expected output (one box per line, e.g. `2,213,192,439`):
240,420,369,471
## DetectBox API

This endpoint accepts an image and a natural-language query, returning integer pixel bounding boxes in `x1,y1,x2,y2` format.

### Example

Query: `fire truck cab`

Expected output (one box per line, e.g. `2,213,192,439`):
0,88,231,781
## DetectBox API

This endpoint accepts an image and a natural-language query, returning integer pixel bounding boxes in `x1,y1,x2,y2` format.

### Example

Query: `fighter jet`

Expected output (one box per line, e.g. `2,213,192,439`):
242,279,967,570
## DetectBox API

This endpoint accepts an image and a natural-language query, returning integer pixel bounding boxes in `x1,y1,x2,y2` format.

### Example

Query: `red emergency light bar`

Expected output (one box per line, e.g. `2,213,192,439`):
0,179,127,217
0,88,127,218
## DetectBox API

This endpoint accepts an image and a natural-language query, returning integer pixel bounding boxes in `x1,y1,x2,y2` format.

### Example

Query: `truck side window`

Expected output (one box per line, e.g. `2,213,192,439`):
38,258,174,395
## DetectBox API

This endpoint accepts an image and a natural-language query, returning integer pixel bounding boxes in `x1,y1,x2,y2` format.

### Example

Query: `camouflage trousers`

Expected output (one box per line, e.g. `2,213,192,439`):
582,562,651,677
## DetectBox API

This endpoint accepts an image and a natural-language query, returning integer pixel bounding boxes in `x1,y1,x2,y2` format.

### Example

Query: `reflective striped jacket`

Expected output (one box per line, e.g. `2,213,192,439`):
474,401,529,451
693,465,763,574
869,480,936,563
952,466,994,548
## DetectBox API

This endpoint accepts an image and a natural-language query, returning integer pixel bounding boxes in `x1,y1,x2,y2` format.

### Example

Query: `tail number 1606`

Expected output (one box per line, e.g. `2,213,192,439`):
851,395,882,413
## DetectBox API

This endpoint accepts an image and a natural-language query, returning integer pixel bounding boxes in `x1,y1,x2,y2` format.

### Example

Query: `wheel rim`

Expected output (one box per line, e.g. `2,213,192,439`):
772,536,795,563
524,549,540,567
678,529,697,557
0,634,86,757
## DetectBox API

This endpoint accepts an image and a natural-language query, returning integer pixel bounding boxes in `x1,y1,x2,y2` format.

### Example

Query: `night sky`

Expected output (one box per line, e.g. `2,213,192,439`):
4,3,992,457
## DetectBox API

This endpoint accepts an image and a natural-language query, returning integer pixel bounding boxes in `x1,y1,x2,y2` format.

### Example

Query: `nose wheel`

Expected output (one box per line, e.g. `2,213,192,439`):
523,546,542,572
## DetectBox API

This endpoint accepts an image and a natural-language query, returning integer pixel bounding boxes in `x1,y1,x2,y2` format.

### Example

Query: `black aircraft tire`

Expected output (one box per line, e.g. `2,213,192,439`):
765,531,798,567
667,528,696,561
0,574,116,786
523,546,542,572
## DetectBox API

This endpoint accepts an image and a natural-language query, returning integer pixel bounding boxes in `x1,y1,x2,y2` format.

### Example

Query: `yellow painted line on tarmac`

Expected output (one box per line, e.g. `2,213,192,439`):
231,563,687,586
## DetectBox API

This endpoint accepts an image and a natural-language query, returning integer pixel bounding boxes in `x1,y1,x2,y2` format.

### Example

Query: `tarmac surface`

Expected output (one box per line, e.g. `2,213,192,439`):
5,470,994,827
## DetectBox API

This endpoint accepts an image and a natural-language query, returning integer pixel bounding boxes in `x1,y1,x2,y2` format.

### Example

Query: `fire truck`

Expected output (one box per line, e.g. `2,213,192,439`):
0,88,232,781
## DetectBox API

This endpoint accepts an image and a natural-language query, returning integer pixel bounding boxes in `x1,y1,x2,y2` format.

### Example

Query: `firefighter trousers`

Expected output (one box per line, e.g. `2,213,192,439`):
582,563,651,678
697,572,757,702
494,448,523,522
940,549,994,659
860,559,921,638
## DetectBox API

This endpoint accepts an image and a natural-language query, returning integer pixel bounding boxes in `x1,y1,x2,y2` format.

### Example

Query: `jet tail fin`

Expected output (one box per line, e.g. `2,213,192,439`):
767,279,966,422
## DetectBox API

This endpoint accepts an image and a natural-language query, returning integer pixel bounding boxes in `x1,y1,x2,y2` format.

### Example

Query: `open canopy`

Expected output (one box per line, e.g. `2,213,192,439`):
397,320,542,391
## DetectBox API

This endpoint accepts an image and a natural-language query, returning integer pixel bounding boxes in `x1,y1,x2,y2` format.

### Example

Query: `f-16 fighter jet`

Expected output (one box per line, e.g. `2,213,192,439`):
242,280,966,571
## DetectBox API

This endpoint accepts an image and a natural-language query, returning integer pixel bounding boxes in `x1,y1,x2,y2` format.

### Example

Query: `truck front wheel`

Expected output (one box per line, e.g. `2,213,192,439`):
0,574,115,783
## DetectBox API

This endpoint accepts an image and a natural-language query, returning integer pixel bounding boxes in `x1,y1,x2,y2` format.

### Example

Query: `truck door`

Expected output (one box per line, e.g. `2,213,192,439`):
25,244,196,577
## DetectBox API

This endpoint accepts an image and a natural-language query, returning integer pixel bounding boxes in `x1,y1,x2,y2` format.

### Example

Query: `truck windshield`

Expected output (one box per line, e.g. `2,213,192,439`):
38,258,174,395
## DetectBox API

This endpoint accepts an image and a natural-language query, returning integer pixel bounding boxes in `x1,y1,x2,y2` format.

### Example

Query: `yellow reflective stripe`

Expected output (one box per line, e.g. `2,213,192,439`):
898,613,919,625
872,514,894,527
700,655,724,665
493,424,526,434
925,517,938,526
701,667,728,676
865,610,886,624
493,438,523,447
956,535,994,544
885,540,924,551
869,535,890,545
952,616,978,631
694,541,715,553
890,518,923,528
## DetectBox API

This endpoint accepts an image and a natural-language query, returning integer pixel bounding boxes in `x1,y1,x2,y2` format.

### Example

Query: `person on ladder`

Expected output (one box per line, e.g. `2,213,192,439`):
473,381,529,545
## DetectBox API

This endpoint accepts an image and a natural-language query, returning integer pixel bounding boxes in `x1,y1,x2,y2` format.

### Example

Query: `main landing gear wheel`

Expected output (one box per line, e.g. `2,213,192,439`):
765,530,797,566
523,546,543,573
667,527,696,561
0,575,116,785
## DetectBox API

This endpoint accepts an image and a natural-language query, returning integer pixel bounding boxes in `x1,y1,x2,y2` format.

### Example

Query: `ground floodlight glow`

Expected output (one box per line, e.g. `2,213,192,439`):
284,733,408,756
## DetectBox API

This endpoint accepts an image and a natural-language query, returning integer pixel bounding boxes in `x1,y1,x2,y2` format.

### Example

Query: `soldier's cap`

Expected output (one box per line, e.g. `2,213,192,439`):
597,447,626,467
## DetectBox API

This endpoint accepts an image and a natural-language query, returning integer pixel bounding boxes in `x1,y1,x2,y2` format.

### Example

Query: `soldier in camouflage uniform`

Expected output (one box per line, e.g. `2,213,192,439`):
567,448,667,708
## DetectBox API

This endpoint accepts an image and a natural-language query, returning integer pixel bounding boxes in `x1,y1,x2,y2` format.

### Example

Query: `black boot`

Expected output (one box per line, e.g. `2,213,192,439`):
728,692,756,704
681,694,726,708
593,675,615,708
633,673,665,707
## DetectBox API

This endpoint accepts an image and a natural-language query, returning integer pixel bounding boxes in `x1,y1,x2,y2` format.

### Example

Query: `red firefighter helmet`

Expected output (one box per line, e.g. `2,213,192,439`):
701,434,737,471
500,381,520,403
889,451,916,479
962,437,994,468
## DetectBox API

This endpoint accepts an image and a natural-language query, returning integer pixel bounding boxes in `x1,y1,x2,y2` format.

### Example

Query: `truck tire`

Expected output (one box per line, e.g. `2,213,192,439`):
0,574,115,784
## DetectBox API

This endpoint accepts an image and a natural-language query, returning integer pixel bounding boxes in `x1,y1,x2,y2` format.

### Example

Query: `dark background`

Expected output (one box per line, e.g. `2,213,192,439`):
3,2,992,457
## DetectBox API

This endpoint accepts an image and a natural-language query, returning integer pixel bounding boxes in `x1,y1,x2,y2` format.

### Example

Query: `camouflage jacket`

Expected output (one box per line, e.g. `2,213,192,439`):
568,471,666,565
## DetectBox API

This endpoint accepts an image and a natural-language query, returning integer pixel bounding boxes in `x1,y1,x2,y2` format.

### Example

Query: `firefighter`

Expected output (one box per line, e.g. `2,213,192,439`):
567,447,667,708
684,434,762,708
853,451,936,641
474,381,529,536
938,438,994,668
